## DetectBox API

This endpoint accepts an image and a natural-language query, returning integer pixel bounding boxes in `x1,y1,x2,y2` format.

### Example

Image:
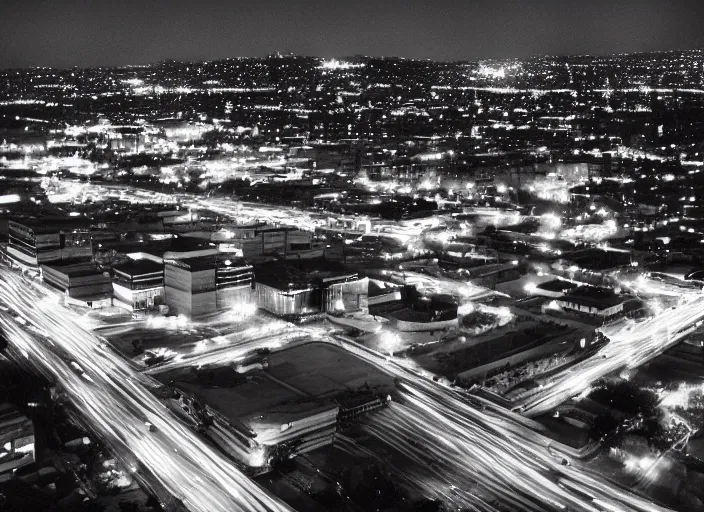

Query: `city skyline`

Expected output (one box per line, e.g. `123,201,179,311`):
3,3,704,510
2,0,703,68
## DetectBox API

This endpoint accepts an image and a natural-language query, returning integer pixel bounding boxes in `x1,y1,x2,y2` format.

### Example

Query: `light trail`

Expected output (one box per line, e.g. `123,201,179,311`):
201,188,678,511
314,335,673,512
34,182,685,510
0,270,292,512
517,293,704,416
199,198,321,232
144,325,305,375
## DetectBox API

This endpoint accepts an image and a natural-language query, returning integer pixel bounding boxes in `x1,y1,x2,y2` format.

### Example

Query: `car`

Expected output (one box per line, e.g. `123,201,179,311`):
145,422,157,433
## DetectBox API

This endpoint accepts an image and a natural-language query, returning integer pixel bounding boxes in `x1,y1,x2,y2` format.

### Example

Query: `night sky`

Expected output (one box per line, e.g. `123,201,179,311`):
2,0,703,68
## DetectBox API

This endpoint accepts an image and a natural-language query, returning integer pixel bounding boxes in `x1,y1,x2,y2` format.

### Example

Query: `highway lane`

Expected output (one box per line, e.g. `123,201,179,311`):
180,191,692,510
334,432,502,512
517,293,704,417
143,324,306,376
5,265,666,512
26,183,691,510
196,198,320,232
0,270,293,512
326,333,673,512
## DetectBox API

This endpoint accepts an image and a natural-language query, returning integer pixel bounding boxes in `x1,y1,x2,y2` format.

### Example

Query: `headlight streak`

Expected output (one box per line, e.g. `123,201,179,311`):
0,271,292,512
0,255,688,512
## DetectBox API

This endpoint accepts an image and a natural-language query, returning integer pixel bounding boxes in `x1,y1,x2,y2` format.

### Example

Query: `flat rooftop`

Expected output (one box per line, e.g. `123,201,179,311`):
560,287,625,308
113,258,164,277
254,259,357,290
42,261,104,278
166,342,393,430
10,217,92,234
563,248,631,271
166,253,250,272
468,262,520,277
106,236,211,258
537,279,579,292
368,279,402,297
0,402,32,439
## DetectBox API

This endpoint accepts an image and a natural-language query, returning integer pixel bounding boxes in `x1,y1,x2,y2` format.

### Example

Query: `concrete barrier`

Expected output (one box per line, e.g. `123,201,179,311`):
395,317,458,332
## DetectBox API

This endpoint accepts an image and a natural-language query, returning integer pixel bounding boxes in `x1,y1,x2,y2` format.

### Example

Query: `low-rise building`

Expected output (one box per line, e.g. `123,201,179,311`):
534,279,579,298
7,218,93,270
40,261,113,308
467,262,524,288
113,259,165,311
181,225,321,261
551,287,625,319
0,403,35,482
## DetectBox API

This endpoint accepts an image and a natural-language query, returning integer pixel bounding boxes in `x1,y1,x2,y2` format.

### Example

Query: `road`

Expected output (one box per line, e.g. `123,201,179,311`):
143,323,306,376
378,268,499,301
516,293,704,417
195,197,321,232
321,335,674,511
0,270,292,512
31,182,688,510
199,190,680,511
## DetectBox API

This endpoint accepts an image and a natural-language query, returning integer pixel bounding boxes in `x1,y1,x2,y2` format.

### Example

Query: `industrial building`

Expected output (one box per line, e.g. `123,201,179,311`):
197,225,320,261
6,218,93,270
246,404,340,453
112,258,165,311
552,287,626,319
40,261,113,308
0,403,35,482
467,262,524,288
533,279,579,298
163,248,254,317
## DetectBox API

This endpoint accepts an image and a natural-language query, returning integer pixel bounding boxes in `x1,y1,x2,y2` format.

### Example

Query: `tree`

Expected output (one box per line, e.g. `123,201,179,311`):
409,499,447,512
589,380,659,417
131,339,144,356
589,412,623,448
81,500,107,512
118,502,140,512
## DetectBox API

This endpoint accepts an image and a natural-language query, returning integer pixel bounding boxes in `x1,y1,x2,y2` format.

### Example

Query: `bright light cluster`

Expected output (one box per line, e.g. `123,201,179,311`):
318,59,364,70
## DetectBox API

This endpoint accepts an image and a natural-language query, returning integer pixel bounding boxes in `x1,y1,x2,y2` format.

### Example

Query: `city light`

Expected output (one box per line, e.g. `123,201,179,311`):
1,40,703,512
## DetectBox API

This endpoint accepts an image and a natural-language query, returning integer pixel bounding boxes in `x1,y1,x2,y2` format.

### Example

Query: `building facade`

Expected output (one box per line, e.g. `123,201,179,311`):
0,403,35,482
40,261,113,308
255,264,368,319
164,249,254,317
113,259,165,311
7,219,92,270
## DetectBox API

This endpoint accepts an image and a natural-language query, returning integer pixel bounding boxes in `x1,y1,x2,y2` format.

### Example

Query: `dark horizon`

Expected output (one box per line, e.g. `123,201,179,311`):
2,0,704,69
2,46,704,71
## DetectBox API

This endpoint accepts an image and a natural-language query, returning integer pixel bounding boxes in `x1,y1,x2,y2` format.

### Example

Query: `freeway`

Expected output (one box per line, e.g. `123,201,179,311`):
198,190,679,510
196,197,321,232
0,270,292,512
143,323,306,376
1,271,676,512
516,293,704,417
28,182,688,510
327,334,673,512
379,268,499,301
